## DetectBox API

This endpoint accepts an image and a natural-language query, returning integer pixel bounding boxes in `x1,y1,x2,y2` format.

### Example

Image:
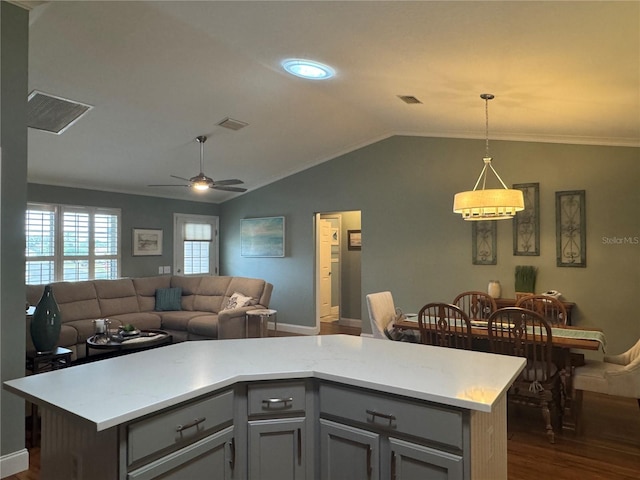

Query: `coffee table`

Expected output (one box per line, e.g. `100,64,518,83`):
85,329,172,361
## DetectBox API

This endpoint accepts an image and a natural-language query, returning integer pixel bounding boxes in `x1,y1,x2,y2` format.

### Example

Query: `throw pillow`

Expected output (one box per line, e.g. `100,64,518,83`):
222,291,254,311
155,287,182,311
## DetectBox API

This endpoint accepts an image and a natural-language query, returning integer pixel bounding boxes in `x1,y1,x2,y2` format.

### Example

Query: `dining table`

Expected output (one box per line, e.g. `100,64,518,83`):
394,314,606,431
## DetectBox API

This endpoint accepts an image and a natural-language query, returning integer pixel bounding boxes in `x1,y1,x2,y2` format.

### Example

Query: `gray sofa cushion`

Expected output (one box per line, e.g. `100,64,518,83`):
95,279,140,316
133,276,171,312
187,314,219,338
171,276,202,311
158,311,210,332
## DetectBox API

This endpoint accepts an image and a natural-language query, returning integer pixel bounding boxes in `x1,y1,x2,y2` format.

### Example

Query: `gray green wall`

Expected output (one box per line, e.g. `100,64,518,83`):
339,210,361,319
221,135,639,356
28,184,219,278
1,0,29,463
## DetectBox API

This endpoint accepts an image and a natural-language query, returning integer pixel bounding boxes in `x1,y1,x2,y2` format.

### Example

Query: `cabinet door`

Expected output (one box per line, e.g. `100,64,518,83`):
248,417,306,480
127,426,235,480
319,419,379,480
389,437,464,480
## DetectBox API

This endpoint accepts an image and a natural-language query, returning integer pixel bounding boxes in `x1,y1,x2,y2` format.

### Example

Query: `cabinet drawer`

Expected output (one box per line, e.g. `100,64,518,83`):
319,383,463,450
248,381,306,416
128,389,234,465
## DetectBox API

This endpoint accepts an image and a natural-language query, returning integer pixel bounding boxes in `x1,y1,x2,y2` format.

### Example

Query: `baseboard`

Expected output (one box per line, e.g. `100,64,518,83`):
274,322,320,336
360,333,373,338
338,317,361,328
0,448,29,478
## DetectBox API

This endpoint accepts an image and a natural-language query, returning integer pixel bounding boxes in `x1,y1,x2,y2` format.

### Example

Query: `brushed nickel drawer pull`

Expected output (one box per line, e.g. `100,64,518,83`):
366,409,396,426
176,416,206,432
262,397,294,409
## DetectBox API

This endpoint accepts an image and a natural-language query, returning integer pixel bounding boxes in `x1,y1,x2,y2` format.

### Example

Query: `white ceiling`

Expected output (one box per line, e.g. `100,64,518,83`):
22,1,640,203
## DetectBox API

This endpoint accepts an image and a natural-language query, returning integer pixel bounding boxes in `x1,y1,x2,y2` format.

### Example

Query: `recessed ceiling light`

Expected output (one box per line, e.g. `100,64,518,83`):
281,59,335,80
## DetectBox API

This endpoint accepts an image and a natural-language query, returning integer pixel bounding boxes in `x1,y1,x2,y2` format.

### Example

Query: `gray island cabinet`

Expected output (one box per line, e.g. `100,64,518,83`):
4,335,524,480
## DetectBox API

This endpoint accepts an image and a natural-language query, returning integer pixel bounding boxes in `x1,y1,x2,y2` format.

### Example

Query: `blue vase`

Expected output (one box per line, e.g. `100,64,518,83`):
31,285,61,353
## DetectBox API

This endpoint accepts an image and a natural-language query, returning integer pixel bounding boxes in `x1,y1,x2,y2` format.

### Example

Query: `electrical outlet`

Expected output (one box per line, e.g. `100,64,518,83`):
163,266,171,274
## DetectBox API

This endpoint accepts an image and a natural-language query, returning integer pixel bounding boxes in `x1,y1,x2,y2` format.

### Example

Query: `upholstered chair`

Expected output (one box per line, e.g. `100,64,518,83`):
572,338,640,433
365,291,396,340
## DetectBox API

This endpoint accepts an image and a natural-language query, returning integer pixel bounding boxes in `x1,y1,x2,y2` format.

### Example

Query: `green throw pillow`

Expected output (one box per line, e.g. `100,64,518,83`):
155,287,182,311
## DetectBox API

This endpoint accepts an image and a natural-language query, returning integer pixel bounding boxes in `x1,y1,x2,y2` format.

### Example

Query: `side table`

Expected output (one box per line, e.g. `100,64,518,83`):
25,347,73,447
246,309,278,337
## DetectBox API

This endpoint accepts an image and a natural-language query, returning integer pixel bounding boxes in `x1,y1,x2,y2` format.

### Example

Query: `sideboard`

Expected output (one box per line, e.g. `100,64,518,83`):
494,298,576,324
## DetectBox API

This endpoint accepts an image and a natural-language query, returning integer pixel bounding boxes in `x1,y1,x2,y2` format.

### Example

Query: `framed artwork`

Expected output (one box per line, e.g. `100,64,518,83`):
331,228,339,246
472,221,497,265
132,228,163,256
347,230,361,250
556,190,586,267
513,183,540,256
241,216,285,257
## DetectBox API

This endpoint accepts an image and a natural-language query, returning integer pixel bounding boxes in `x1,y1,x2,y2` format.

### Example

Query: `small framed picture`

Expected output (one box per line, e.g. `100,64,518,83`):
132,228,163,256
347,230,361,250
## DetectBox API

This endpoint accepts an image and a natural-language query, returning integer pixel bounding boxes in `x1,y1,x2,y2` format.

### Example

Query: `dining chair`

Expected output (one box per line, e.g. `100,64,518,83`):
452,291,497,321
572,337,640,433
515,294,568,326
417,303,472,350
487,307,562,443
365,291,396,340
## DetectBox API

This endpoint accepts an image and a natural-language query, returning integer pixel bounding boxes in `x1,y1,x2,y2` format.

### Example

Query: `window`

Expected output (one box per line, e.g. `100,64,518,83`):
26,203,121,284
174,214,218,276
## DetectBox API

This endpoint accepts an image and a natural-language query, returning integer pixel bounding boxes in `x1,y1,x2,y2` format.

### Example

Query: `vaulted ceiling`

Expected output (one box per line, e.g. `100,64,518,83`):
22,1,640,203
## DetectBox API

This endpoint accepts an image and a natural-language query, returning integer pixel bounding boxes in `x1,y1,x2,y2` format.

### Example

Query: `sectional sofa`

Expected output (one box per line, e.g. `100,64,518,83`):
26,275,273,361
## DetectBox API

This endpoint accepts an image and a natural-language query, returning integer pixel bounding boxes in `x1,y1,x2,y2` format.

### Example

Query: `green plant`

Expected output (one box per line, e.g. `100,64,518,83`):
515,266,537,293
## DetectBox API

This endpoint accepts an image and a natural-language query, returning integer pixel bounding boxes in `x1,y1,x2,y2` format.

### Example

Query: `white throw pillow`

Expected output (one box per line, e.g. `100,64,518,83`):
222,291,254,311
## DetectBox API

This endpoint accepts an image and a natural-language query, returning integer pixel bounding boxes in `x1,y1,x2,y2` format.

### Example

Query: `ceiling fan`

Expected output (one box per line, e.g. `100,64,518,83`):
149,135,247,192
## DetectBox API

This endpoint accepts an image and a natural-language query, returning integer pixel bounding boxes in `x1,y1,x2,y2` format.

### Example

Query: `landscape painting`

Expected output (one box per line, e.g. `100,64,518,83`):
241,216,285,257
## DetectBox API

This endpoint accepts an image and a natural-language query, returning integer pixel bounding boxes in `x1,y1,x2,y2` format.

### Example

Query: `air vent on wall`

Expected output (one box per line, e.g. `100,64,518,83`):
217,117,249,131
27,90,93,135
397,95,423,105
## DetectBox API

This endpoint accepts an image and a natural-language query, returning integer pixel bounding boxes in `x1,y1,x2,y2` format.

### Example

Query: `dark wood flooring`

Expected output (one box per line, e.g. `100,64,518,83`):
9,321,639,480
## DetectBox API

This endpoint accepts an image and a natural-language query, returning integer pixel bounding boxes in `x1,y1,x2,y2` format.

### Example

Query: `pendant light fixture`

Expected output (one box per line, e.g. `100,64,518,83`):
453,94,524,220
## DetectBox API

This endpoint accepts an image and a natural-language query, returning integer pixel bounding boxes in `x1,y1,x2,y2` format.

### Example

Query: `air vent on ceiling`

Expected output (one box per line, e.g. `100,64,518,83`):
397,95,422,105
217,117,249,131
27,90,93,134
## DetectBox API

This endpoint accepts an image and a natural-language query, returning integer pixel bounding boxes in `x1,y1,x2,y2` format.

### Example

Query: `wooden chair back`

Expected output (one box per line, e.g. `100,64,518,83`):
488,307,561,443
452,291,497,320
515,294,568,326
417,303,472,350
487,307,555,382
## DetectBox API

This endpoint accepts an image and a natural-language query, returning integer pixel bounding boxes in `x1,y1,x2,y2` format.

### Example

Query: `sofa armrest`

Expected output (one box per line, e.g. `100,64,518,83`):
218,305,268,339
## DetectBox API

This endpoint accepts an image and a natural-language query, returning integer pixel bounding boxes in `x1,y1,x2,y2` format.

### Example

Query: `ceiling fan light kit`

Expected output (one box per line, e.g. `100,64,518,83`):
453,94,524,221
149,135,247,193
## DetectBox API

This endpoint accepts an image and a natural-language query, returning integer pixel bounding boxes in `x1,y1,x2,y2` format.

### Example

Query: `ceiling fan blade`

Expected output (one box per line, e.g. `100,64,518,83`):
170,174,192,182
212,185,247,192
213,179,244,186
148,184,191,187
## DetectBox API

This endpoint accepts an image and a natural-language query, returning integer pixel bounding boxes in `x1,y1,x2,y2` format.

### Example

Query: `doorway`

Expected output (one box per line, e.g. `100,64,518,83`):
315,211,362,330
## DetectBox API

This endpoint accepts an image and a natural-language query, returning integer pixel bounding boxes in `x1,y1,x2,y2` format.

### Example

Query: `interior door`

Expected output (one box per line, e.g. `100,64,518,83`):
319,219,332,318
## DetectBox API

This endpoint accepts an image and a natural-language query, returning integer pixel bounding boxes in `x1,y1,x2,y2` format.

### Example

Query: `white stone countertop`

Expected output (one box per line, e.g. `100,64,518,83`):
4,335,525,431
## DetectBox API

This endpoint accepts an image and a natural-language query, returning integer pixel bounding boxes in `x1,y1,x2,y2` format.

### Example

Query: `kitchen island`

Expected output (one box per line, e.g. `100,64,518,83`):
5,335,525,479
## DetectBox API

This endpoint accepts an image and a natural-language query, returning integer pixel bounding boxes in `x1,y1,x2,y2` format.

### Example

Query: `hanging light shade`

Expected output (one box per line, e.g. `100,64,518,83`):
453,94,524,221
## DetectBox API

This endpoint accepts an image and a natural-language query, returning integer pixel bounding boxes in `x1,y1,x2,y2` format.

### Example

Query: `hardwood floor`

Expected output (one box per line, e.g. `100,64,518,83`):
8,322,639,480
